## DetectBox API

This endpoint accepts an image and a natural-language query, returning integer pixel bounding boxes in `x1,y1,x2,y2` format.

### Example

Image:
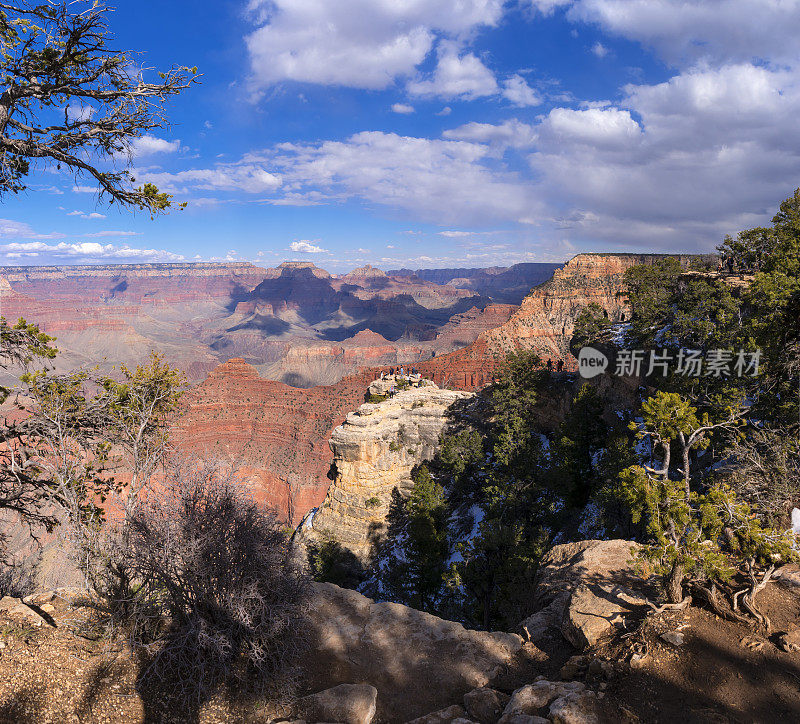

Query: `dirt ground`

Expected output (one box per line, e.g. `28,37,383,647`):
600,582,800,723
2,582,800,723
0,592,272,724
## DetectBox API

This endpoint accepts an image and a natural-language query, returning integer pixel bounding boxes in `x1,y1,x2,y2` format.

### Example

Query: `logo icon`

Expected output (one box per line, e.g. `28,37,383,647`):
578,347,608,379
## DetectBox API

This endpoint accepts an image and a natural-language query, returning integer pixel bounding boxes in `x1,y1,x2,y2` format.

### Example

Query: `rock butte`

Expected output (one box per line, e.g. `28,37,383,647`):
0,260,549,387
300,380,475,557
176,253,715,527
414,252,715,385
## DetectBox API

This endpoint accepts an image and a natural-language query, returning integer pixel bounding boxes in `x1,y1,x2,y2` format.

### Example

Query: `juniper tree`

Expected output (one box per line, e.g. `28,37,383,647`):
0,1,197,213
618,391,795,628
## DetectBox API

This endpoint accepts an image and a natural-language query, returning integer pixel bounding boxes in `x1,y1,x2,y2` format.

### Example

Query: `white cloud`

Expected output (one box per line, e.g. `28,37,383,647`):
529,63,800,247
439,230,473,237
137,164,282,194
66,104,95,122
66,210,106,219
0,241,185,262
538,107,642,148
130,135,181,156
528,0,800,68
0,219,65,240
407,42,498,100
268,131,537,225
501,74,542,106
245,0,503,91
290,240,326,253
443,119,537,148
591,41,608,58
437,106,452,116
391,103,415,114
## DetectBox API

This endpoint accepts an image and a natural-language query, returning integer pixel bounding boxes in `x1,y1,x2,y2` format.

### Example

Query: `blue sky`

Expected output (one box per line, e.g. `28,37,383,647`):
2,0,799,272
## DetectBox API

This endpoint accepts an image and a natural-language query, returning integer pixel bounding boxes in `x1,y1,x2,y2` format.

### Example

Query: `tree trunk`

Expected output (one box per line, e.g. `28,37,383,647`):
666,560,685,603
682,443,691,499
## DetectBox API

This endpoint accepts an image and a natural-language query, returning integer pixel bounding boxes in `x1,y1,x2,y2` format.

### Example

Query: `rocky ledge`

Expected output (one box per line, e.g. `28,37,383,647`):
303,381,475,558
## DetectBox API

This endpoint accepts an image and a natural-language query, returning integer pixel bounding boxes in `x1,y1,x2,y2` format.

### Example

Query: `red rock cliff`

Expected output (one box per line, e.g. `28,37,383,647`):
174,358,376,524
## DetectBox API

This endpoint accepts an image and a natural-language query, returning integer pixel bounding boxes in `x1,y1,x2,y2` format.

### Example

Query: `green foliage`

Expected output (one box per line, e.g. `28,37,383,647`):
624,258,682,347
307,534,364,589
364,496,381,508
619,391,795,602
366,393,388,403
639,391,703,444
450,516,545,630
382,466,449,612
551,383,607,507
721,188,800,423
489,350,547,473
0,317,57,403
571,302,613,351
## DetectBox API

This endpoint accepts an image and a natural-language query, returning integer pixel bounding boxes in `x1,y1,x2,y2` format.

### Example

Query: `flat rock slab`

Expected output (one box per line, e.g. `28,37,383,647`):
299,683,377,724
305,582,524,722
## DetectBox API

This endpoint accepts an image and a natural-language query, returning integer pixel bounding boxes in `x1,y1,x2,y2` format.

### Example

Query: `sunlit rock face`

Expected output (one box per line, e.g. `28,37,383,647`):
174,358,376,525
416,253,713,384
302,381,475,558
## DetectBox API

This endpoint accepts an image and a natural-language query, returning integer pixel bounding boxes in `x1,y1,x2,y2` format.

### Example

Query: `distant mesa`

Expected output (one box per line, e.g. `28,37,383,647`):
341,264,387,281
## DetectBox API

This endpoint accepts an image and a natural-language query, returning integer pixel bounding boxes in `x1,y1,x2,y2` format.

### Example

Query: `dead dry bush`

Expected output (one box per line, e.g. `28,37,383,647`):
93,460,310,711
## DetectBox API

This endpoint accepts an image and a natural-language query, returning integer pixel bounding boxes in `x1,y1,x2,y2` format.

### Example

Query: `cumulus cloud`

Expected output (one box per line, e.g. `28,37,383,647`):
529,63,800,247
245,0,503,91
527,0,800,68
137,164,282,194
0,240,185,262
66,210,106,219
407,42,498,100
443,119,537,148
501,74,542,106
591,41,608,58
268,131,538,225
391,103,415,114
130,135,181,156
290,240,326,253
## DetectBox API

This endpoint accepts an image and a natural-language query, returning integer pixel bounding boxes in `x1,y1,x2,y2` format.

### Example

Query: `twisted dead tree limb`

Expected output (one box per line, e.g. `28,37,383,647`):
689,580,749,624
646,596,692,614
737,562,775,631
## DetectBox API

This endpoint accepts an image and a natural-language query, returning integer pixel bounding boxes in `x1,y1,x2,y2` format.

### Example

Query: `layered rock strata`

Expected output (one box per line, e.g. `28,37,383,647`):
304,382,474,557
173,358,375,524
415,252,714,384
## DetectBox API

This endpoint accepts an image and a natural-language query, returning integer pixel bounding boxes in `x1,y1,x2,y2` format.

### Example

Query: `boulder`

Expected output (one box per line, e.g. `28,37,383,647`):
520,540,650,649
463,687,510,723
548,691,600,724
405,704,468,723
299,683,377,724
500,681,585,719
497,716,548,724
305,582,524,722
0,596,51,627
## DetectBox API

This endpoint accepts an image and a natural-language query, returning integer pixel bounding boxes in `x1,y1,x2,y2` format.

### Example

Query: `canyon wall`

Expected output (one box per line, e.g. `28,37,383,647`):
0,262,267,305
414,253,713,385
301,382,474,558
173,358,380,524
